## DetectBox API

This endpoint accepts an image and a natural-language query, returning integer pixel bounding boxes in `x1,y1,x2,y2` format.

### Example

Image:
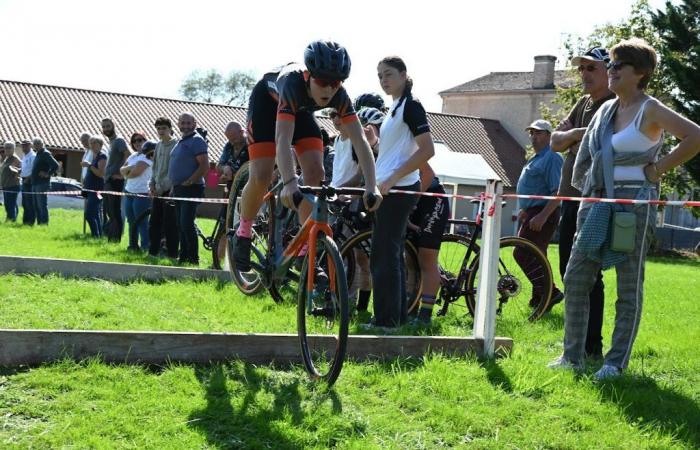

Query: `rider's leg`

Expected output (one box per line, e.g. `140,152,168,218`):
238,155,275,231
416,247,440,322
296,143,325,224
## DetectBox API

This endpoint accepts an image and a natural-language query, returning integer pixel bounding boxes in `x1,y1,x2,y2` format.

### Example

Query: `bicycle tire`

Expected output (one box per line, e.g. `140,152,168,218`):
435,233,474,317
226,162,265,295
297,233,349,386
465,236,554,322
339,229,422,315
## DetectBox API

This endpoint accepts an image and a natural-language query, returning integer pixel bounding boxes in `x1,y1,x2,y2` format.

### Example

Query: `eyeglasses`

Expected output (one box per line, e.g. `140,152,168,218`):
577,64,598,73
312,78,342,89
606,61,632,71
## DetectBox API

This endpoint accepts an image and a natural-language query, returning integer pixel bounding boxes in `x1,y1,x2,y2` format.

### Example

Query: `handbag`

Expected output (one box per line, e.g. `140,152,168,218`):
610,210,636,253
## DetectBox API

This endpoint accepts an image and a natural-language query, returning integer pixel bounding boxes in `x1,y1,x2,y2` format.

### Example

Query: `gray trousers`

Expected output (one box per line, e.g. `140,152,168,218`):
563,187,657,369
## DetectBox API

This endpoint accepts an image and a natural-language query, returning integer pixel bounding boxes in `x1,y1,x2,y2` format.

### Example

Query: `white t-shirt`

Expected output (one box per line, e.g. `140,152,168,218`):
81,149,94,181
376,96,431,187
124,153,153,193
330,136,359,187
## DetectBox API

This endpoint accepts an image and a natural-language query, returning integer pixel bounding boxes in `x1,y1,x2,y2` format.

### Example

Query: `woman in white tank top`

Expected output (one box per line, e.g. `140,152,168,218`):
553,38,700,381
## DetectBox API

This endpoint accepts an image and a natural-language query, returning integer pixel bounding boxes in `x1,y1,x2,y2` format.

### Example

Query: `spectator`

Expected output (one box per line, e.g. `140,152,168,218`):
83,135,108,237
148,117,179,258
217,121,249,185
514,120,564,309
329,110,359,188
551,47,615,360
79,132,94,182
30,137,59,225
551,38,700,379
121,137,154,251
19,139,36,225
1,142,22,221
321,128,334,183
168,112,208,265
102,118,131,242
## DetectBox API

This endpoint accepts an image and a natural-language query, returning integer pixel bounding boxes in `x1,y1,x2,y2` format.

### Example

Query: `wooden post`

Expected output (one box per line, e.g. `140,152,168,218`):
472,179,503,357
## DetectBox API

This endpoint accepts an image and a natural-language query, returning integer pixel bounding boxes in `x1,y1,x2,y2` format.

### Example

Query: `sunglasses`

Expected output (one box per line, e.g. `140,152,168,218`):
312,77,342,89
606,61,632,71
577,64,599,73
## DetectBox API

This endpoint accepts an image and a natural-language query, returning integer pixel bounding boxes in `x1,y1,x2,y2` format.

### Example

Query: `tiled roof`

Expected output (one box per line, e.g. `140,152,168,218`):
440,70,575,94
426,112,524,186
0,79,524,187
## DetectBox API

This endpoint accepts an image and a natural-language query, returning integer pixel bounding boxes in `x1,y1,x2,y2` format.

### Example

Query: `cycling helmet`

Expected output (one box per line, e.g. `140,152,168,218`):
357,107,385,126
304,40,351,81
354,93,385,112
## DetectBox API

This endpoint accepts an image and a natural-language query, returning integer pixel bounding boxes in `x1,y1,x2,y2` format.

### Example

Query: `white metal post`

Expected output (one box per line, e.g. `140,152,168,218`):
472,179,503,357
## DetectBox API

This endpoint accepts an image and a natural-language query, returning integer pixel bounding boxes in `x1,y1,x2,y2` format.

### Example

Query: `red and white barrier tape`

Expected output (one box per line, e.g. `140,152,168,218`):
501,193,700,208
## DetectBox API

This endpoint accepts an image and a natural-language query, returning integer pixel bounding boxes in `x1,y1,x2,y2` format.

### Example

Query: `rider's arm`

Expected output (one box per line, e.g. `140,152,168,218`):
275,119,297,184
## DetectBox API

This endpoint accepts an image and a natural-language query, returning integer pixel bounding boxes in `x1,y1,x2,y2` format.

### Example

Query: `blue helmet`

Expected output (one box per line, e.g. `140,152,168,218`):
304,40,351,81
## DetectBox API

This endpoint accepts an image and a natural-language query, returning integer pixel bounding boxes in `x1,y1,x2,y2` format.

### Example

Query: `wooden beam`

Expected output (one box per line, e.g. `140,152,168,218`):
0,329,512,366
0,255,231,283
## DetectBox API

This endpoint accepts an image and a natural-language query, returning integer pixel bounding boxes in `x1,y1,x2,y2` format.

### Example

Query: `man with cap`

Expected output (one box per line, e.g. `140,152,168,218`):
19,139,36,225
516,119,564,309
550,47,615,360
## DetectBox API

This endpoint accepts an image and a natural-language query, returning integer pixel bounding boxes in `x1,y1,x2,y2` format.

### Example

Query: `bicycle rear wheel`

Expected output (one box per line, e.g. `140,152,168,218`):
435,233,473,316
465,236,554,322
339,230,422,315
297,233,349,386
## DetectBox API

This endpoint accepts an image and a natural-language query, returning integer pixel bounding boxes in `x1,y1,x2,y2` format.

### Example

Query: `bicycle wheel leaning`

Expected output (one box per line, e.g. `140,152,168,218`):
226,162,265,295
435,233,473,317
465,236,554,322
339,229,422,315
297,233,349,386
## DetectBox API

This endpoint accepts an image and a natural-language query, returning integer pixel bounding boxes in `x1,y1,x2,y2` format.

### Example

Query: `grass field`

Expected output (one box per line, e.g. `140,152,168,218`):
0,210,699,448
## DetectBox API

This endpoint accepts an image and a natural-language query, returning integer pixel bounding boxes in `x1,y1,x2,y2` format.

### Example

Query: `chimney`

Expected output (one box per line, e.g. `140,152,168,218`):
532,55,556,89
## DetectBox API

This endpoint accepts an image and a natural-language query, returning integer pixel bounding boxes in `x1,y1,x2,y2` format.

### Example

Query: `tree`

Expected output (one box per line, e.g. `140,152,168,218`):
179,69,255,106
542,0,699,211
652,0,700,186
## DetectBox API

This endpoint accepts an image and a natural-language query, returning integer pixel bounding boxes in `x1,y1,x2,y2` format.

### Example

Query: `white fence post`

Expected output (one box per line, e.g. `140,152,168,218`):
472,179,503,357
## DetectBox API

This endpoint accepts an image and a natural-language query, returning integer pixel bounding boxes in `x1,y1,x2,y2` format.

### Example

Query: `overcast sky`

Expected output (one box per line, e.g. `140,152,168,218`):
0,0,667,112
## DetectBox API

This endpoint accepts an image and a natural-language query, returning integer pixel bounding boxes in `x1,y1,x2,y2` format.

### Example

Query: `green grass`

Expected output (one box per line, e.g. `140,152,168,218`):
0,211,699,448
0,209,218,268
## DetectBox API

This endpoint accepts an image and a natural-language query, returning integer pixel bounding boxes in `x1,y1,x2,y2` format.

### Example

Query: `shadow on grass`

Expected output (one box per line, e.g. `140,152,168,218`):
479,359,513,393
597,376,700,448
187,363,343,449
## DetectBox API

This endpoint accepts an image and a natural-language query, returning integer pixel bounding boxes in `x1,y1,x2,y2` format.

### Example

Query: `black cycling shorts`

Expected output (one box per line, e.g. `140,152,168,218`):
410,183,450,250
246,79,323,160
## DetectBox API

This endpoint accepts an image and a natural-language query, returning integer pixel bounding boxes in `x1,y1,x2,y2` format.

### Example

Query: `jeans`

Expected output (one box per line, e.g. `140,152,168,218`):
172,184,204,264
559,200,605,356
370,182,420,327
104,178,125,242
3,185,20,221
148,195,179,258
124,192,152,250
85,192,103,237
21,181,35,225
32,181,50,225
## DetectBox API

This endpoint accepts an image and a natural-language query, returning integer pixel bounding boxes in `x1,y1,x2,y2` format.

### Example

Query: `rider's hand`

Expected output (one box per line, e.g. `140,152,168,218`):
363,186,382,212
280,177,300,210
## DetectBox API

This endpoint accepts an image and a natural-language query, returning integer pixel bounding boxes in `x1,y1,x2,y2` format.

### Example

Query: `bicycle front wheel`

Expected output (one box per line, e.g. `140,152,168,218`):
297,233,349,386
465,237,554,322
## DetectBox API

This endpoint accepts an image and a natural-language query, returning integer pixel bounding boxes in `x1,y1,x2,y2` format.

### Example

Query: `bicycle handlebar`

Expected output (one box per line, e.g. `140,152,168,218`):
292,186,377,209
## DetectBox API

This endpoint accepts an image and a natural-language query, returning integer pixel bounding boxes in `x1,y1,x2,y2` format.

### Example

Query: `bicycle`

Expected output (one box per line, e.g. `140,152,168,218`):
435,203,555,322
228,181,373,385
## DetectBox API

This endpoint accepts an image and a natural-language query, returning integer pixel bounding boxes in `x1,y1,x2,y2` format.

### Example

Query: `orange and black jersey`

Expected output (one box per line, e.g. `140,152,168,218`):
262,63,357,124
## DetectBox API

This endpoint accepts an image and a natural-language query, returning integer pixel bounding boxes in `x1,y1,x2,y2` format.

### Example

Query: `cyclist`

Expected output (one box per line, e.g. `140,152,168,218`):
408,164,450,324
354,92,387,113
362,56,435,329
232,40,381,271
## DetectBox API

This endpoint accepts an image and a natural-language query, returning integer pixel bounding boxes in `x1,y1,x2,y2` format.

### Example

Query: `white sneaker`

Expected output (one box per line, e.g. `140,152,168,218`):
594,364,621,380
547,356,580,371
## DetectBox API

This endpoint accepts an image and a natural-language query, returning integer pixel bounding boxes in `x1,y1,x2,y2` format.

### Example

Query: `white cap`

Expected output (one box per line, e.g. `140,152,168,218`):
525,119,553,133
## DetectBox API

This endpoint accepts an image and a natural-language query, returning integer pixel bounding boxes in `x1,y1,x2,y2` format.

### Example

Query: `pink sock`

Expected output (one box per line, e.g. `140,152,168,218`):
236,217,254,238
298,243,308,256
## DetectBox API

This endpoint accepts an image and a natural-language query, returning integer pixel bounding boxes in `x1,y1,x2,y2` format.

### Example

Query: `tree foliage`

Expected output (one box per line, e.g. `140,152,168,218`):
542,0,700,210
180,69,255,106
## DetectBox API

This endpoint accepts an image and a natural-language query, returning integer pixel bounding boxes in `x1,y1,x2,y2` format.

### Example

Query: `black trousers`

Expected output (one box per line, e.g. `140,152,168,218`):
103,178,125,243
370,182,420,327
172,184,204,264
560,200,605,356
148,195,179,258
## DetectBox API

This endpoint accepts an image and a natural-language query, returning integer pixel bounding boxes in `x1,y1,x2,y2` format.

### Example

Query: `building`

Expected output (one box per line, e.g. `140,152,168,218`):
439,55,576,148
0,79,526,234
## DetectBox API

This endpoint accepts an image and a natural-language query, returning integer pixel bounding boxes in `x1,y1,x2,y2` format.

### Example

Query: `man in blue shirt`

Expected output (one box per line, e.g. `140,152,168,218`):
168,112,209,265
515,119,564,310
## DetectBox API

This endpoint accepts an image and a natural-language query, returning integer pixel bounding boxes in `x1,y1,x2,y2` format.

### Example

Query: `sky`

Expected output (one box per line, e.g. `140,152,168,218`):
0,0,668,113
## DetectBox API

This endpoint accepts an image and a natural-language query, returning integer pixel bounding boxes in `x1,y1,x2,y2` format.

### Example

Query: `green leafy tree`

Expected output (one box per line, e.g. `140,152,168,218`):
180,69,255,106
